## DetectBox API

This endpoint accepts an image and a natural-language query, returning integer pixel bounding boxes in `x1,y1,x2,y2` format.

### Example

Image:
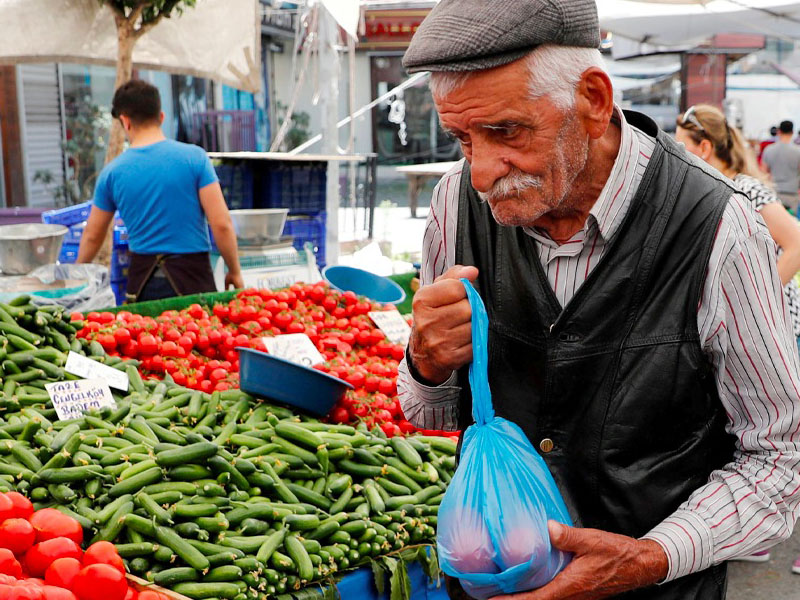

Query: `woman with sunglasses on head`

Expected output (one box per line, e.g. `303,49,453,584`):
678,105,800,571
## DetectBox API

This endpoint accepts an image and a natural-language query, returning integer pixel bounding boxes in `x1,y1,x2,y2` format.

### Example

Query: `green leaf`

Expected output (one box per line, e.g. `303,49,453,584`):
389,559,412,600
372,559,387,595
323,581,340,600
382,556,399,576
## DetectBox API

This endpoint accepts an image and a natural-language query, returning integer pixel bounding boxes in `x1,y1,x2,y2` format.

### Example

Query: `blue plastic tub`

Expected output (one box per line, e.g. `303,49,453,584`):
322,265,406,305
238,347,352,416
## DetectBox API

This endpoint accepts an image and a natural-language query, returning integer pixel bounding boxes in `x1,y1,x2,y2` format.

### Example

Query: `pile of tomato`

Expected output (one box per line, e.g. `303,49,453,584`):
0,492,161,600
73,284,455,439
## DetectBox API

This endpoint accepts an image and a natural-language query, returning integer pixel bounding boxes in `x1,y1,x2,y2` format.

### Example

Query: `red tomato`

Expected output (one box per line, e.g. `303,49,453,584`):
330,407,349,423
40,587,76,600
171,371,187,386
0,549,22,578
160,341,178,357
380,421,398,438
71,565,126,600
98,312,115,324
7,584,44,600
120,340,139,358
137,592,170,600
24,538,82,578
0,495,14,522
398,420,416,434
378,378,396,396
0,519,35,555
112,328,131,347
345,371,365,389
137,334,158,356
81,543,124,575
123,588,137,600
69,312,83,322
177,336,194,353
44,557,82,590
28,510,82,545
95,334,116,352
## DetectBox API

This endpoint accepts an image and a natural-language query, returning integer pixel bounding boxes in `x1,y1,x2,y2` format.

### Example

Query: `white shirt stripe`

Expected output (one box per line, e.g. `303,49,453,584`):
397,108,800,582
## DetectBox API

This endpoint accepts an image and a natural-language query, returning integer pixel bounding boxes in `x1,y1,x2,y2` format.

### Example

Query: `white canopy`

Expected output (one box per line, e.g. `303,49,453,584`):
0,0,261,92
599,0,800,57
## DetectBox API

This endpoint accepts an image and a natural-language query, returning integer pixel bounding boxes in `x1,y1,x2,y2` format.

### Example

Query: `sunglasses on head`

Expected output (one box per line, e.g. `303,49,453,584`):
681,106,705,134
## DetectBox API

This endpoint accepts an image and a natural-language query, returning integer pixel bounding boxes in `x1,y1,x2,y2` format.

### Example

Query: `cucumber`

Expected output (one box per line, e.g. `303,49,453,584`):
156,442,218,468
135,491,173,524
154,567,199,586
283,514,320,531
168,465,212,481
274,422,324,450
172,583,240,599
109,466,162,497
203,565,243,582
284,483,331,511
38,465,104,484
284,534,314,582
155,525,210,571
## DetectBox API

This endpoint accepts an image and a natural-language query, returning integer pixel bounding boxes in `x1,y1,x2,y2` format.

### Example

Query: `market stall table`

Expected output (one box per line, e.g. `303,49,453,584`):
395,162,457,219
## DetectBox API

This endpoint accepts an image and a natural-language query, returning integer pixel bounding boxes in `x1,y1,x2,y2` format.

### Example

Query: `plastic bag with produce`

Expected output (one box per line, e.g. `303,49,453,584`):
437,279,573,599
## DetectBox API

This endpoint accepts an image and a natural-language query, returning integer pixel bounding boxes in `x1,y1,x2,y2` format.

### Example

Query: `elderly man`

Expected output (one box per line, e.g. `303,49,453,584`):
397,1,800,599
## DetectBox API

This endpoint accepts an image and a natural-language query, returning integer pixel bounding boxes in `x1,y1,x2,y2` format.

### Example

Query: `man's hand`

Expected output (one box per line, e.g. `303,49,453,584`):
492,522,669,600
408,265,479,385
225,271,244,290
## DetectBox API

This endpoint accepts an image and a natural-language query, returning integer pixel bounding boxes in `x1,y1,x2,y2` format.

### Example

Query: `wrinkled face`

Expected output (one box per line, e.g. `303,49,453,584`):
434,59,590,228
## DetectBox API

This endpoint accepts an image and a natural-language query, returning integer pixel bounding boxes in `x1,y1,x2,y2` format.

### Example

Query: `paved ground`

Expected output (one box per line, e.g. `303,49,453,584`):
727,531,800,598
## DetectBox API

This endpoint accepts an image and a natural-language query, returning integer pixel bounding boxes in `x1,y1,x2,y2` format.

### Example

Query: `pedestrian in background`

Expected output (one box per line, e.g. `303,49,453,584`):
762,120,800,212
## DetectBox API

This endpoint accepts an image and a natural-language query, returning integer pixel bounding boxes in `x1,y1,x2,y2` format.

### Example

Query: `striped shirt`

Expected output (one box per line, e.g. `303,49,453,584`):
397,108,800,582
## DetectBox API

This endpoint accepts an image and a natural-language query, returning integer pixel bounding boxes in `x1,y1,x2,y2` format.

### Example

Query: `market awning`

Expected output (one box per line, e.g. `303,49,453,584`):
0,0,261,92
599,0,800,58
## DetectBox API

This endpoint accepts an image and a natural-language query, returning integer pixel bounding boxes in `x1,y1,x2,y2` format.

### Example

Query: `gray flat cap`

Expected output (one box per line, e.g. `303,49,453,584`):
403,0,600,73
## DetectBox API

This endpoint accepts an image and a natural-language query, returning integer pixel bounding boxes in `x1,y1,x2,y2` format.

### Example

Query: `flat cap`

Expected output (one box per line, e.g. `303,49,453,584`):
403,0,600,73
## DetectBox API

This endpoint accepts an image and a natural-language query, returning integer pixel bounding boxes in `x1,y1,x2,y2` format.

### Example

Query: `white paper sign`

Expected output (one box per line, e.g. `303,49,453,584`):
45,379,117,421
65,351,130,392
369,310,411,346
264,334,325,368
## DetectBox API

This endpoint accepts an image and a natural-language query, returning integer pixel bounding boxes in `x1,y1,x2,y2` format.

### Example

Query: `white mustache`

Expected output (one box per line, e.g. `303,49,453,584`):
477,170,543,203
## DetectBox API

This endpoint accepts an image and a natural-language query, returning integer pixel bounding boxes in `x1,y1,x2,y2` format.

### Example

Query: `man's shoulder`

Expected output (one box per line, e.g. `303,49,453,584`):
159,139,206,159
434,158,467,189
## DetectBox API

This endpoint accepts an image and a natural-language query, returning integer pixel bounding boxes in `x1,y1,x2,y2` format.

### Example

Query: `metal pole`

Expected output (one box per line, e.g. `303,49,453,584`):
318,3,340,266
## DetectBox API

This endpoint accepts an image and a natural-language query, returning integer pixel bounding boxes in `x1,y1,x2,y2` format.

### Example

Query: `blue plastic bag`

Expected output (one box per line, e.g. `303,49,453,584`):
437,279,573,599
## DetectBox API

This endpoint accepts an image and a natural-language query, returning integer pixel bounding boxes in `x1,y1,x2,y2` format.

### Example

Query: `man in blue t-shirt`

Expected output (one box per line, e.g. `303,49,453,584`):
78,79,243,301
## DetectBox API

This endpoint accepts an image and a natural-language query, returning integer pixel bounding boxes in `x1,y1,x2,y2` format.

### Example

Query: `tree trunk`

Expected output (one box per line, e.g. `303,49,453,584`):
96,20,135,266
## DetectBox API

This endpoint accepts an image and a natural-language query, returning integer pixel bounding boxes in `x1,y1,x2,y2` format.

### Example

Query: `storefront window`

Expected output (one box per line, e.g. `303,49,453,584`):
370,55,460,165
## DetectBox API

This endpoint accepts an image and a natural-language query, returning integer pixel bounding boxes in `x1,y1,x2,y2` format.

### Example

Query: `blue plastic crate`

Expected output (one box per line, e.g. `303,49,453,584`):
41,202,92,227
58,243,79,264
110,280,127,306
215,163,254,210
63,222,86,245
113,225,128,247
260,162,326,214
283,212,326,267
111,244,130,281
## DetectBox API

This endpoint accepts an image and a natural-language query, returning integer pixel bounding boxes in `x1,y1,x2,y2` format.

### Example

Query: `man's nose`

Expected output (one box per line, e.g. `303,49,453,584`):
469,142,509,194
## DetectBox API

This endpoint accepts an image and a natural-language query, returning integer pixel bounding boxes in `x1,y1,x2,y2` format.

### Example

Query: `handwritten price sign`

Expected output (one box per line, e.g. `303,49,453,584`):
45,379,117,421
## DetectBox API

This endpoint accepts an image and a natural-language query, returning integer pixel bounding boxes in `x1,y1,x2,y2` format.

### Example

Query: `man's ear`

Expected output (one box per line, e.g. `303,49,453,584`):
575,67,614,140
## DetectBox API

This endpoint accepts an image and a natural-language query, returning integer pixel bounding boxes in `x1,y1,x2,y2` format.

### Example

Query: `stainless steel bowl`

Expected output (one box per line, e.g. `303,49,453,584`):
229,209,289,246
0,223,68,275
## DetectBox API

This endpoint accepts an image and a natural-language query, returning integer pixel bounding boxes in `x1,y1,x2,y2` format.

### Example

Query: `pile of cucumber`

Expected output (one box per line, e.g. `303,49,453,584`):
0,296,455,599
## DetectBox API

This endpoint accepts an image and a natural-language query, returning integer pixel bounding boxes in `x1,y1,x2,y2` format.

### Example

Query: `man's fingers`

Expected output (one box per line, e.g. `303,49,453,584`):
434,265,479,284
416,281,473,310
549,521,591,555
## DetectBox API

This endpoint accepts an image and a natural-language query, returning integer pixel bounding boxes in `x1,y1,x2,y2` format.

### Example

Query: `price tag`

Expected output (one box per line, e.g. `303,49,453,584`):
45,379,117,421
263,334,325,368
65,351,130,392
369,310,411,346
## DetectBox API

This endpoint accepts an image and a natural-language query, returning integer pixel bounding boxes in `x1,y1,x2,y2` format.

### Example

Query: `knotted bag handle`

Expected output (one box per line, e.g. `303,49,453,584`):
461,278,494,426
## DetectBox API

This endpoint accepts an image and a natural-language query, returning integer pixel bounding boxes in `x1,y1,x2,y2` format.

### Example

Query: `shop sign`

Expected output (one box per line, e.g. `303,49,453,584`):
46,379,116,421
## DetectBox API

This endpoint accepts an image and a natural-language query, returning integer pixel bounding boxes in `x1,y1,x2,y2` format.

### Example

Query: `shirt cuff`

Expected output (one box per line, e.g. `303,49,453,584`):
399,355,460,404
641,509,714,582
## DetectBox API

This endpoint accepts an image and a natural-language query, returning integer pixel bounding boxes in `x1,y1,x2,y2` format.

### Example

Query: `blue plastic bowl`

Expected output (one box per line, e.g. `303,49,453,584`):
237,347,353,417
322,265,406,305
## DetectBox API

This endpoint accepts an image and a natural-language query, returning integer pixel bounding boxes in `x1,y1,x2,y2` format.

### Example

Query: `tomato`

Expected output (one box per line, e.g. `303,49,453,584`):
24,538,82,578
171,371,187,386
353,404,368,418
7,584,44,600
136,592,170,600
286,322,304,334
397,420,416,434
40,587,76,600
0,495,15,522
71,565,126,600
81,543,124,575
28,510,82,545
330,407,349,423
95,334,116,352
69,312,83,322
378,378,397,397
112,328,131,347
123,588,137,600
176,336,194,353
345,371,365,389
44,557,81,590
0,519,35,555
160,341,178,357
120,340,139,358
380,421,398,438
85,312,101,323
137,334,158,356
0,549,22,578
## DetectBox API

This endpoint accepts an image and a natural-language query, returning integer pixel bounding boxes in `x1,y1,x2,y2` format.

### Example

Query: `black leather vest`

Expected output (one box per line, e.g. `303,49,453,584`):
454,111,737,599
